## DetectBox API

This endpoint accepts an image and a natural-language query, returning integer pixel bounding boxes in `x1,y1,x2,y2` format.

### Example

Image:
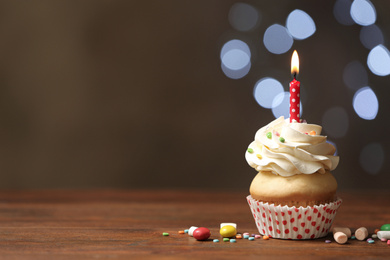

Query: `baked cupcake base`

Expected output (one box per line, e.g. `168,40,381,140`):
247,195,342,239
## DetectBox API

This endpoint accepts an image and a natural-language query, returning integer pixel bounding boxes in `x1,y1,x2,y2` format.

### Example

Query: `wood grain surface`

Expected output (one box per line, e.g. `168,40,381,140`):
0,189,389,259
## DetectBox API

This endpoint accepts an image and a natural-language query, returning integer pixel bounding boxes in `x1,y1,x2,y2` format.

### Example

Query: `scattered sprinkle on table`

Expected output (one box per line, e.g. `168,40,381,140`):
351,236,356,239
162,233,169,236
178,230,185,234
368,240,375,244
243,234,249,239
372,234,378,239
381,238,387,242
255,235,261,239
263,235,270,240
325,240,331,243
184,229,189,233
213,239,219,243
236,234,242,239
230,239,236,243
248,237,255,241
223,238,229,242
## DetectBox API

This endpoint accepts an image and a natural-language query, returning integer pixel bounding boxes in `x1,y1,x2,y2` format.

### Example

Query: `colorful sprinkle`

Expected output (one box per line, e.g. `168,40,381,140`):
251,234,256,237
255,235,261,239
256,154,262,159
213,239,219,243
275,131,280,137
243,234,249,239
279,137,285,143
387,240,390,245
178,230,185,234
351,235,356,239
372,234,378,239
325,240,331,243
236,234,242,239
248,237,255,241
381,238,387,242
368,240,375,244
309,131,316,136
263,235,270,240
381,224,390,231
243,232,249,236
223,238,229,242
230,239,236,243
184,229,189,233
163,232,169,236
247,148,253,153
266,132,272,139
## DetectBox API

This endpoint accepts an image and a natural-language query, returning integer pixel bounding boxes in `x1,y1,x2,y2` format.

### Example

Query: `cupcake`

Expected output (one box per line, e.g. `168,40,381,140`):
245,116,341,239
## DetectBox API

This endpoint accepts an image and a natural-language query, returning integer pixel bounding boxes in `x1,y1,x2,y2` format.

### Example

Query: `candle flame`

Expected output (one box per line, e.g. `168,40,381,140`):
291,50,299,75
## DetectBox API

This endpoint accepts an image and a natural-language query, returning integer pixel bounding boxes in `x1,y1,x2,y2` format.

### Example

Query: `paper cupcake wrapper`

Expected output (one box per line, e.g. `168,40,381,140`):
247,195,342,239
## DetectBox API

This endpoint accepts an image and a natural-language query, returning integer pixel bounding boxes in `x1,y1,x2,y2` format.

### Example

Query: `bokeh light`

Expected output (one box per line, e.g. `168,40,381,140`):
228,3,260,32
286,9,316,40
221,61,251,79
367,45,390,76
353,87,378,120
333,0,355,26
350,0,376,26
272,92,302,119
360,142,384,175
322,107,349,138
220,39,251,79
253,78,284,109
263,24,294,54
343,60,368,90
222,49,250,70
360,24,384,50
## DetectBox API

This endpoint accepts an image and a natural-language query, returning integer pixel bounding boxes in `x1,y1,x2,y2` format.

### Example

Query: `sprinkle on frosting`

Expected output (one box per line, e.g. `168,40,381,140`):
247,148,254,153
245,116,339,177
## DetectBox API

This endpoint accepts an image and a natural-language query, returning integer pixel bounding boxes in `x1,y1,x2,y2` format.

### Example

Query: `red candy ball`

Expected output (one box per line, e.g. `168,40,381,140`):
193,227,211,241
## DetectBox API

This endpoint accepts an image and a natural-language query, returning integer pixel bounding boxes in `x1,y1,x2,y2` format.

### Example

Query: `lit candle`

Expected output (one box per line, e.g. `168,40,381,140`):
290,50,300,123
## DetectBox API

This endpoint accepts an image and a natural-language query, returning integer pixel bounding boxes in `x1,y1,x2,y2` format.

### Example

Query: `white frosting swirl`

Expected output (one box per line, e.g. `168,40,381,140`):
245,117,339,177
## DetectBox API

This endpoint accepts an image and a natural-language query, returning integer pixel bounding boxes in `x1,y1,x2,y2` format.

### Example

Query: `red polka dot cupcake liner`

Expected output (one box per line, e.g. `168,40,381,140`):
247,195,342,239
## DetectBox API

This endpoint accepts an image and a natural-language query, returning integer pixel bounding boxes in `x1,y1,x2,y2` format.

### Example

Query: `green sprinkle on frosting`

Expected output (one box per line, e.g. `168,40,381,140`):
279,137,285,143
247,148,253,153
266,132,272,139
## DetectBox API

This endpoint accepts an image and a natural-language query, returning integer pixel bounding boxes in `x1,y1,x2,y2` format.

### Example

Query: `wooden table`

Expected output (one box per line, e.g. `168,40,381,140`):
0,190,389,259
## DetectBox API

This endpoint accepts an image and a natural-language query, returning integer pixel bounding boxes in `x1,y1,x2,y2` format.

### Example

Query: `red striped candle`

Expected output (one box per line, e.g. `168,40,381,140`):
290,50,300,123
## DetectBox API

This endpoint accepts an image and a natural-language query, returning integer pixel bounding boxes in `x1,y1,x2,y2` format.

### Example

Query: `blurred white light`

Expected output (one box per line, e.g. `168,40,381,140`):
222,49,250,70
360,24,384,49
263,24,294,54
272,92,302,119
333,0,355,26
253,78,284,109
360,142,384,175
286,9,316,40
353,87,378,120
343,60,368,90
220,39,251,59
220,39,251,79
350,0,376,26
367,45,390,76
229,3,260,32
221,61,251,79
322,107,349,138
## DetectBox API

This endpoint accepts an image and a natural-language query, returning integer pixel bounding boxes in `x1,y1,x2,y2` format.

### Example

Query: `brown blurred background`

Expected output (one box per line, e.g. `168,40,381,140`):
0,0,389,191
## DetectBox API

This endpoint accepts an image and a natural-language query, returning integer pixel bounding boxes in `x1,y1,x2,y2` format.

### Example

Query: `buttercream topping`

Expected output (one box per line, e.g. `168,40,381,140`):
245,117,339,177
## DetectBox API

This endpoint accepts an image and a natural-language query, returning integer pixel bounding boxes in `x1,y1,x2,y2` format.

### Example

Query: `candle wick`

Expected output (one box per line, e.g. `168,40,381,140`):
293,72,297,80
